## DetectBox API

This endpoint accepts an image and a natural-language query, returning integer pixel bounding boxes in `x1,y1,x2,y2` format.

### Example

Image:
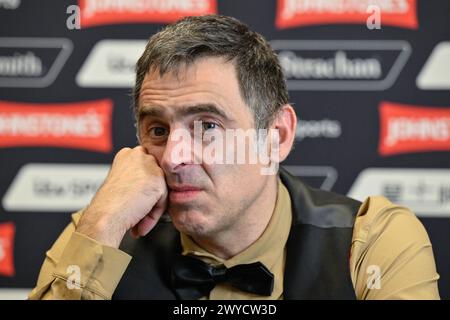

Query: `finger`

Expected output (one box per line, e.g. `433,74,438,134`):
130,225,139,238
133,145,146,153
155,182,168,211
132,187,167,238
136,205,166,237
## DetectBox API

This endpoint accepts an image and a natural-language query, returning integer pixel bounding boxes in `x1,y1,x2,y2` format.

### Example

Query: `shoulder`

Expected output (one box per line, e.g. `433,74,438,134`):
350,196,439,299
352,196,430,246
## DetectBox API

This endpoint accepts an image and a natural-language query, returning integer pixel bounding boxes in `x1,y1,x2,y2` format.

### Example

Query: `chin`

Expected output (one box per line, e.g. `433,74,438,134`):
169,209,212,236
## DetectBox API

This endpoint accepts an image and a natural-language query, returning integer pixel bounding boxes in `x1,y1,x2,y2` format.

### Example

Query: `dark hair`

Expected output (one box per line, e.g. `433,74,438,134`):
133,15,289,129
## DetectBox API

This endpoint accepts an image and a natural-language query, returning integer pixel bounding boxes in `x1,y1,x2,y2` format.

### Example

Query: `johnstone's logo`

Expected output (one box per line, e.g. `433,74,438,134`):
78,0,217,27
379,101,450,156
0,222,15,277
275,0,418,29
0,99,113,152
271,40,411,91
0,38,72,88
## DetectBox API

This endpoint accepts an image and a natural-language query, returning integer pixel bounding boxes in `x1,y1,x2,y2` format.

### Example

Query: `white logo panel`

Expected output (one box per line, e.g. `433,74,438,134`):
2,164,110,212
271,40,411,91
348,168,450,217
76,39,146,87
417,42,450,90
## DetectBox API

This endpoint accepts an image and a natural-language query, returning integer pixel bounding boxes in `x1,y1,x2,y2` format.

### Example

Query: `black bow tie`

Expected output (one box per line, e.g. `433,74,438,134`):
171,255,274,299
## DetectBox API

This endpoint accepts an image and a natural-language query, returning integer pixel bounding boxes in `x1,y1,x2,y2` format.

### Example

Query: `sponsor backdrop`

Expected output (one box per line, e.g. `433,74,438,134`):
0,0,449,299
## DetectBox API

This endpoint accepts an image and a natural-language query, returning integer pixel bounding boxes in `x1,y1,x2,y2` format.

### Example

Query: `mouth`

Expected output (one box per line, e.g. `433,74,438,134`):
168,185,203,203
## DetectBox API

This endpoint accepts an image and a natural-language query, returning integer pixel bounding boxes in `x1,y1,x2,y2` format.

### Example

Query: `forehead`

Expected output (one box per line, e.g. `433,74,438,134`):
141,56,236,90
137,57,253,124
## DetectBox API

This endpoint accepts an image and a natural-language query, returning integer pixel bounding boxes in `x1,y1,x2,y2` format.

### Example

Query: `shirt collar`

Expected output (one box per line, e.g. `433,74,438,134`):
180,177,292,277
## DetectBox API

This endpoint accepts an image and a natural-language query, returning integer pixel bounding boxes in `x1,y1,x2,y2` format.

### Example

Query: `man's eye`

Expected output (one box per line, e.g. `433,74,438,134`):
149,127,168,137
202,122,218,131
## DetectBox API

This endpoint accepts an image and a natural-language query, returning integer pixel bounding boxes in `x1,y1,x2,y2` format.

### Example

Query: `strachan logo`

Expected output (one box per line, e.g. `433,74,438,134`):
378,101,450,156
79,0,217,27
0,222,15,277
0,99,113,152
271,40,411,91
275,0,418,29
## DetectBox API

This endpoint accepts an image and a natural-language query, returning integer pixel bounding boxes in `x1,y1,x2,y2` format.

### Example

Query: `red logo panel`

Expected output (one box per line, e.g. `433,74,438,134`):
0,223,15,277
379,101,450,156
79,0,217,27
0,99,113,153
276,0,418,29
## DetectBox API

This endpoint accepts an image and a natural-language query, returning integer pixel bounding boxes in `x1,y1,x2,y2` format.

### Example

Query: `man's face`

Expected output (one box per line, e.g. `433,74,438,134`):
137,57,273,237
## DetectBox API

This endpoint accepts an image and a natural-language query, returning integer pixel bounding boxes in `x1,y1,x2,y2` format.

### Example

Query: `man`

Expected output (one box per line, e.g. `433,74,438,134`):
29,15,439,300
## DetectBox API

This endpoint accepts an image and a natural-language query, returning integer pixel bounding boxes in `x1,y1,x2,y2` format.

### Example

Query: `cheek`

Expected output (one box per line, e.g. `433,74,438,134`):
206,163,263,196
203,163,235,195
142,144,165,163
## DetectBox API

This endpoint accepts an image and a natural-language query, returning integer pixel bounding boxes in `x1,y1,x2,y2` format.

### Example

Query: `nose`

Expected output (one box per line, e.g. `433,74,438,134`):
160,126,201,173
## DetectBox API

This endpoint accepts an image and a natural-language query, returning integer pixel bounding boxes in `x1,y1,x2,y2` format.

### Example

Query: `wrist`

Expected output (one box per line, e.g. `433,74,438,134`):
76,211,126,249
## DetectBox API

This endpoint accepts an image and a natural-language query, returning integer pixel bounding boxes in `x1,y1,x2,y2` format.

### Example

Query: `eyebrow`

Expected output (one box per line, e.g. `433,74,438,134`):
138,104,233,123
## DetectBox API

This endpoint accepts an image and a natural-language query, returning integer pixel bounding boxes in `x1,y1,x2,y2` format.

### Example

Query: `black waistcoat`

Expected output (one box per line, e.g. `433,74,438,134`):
112,167,361,299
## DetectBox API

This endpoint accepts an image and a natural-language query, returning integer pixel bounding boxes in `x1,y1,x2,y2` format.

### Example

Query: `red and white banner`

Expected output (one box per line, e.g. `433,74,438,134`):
379,101,450,156
79,0,217,28
0,99,113,153
276,0,418,29
0,222,15,277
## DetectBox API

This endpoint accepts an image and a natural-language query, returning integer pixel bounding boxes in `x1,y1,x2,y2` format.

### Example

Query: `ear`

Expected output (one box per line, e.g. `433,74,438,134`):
270,104,297,162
